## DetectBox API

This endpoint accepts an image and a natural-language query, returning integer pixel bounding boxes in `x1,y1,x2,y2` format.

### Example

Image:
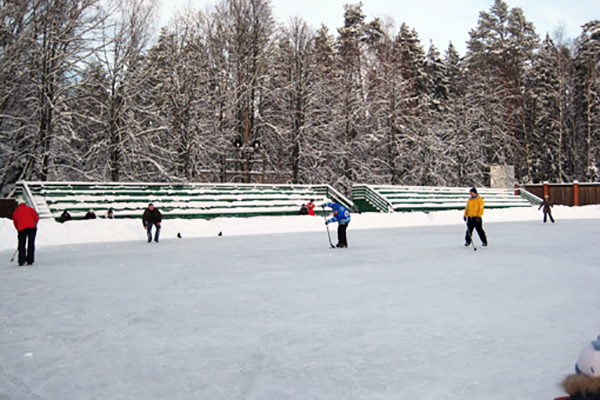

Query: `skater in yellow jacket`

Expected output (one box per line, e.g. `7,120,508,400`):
464,187,488,248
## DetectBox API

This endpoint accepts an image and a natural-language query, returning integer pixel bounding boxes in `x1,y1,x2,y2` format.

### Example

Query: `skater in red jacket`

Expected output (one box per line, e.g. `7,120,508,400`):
12,201,40,266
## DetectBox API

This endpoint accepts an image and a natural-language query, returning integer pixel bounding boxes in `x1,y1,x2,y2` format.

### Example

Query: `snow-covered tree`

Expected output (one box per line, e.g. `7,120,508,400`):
0,0,104,193
525,35,565,183
465,0,539,181
572,21,600,181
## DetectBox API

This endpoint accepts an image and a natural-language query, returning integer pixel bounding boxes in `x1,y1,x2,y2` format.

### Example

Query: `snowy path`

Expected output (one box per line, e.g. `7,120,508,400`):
1,219,600,399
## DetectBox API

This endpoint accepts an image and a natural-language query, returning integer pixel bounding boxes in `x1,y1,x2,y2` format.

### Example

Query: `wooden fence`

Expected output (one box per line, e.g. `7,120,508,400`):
520,182,600,206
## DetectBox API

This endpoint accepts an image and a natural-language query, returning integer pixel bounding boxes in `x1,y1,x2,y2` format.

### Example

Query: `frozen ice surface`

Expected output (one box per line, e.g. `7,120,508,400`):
1,207,600,399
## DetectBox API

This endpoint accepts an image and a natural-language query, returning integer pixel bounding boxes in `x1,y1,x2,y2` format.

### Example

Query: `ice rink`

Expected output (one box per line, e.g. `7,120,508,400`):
1,214,600,399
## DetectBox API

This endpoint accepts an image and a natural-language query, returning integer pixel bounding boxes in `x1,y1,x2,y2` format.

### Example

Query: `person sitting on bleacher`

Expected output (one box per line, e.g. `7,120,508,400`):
299,204,309,215
60,210,72,223
84,209,97,219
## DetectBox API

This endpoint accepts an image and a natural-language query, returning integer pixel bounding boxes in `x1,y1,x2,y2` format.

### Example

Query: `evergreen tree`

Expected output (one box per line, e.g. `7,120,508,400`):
265,17,317,183
442,42,487,186
465,0,539,181
208,0,275,183
526,35,564,183
572,21,600,181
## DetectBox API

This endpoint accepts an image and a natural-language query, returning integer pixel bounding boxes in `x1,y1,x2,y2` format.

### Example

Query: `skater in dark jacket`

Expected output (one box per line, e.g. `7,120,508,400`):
539,195,555,224
142,203,162,243
554,334,600,400
12,201,39,266
323,202,351,248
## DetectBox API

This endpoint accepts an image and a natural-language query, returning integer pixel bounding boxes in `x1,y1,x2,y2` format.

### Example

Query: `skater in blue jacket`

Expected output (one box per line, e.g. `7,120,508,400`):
323,202,351,248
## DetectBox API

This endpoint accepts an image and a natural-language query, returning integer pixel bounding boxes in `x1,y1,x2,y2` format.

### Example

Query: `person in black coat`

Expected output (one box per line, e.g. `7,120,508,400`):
142,203,162,243
299,204,309,215
84,209,97,219
60,210,72,223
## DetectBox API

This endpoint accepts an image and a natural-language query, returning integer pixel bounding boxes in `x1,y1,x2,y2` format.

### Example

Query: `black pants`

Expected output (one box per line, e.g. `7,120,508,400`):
465,217,487,245
18,227,37,265
543,212,555,223
338,224,348,247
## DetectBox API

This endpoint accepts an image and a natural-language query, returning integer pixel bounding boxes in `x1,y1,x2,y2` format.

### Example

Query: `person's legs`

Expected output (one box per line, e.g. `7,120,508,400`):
17,229,27,265
146,224,153,242
465,218,475,245
474,219,487,245
338,224,348,247
25,228,36,264
543,213,548,223
154,223,160,242
548,212,555,223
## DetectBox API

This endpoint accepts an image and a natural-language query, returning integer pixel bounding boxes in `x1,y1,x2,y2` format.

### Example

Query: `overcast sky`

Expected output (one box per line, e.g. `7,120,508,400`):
158,0,600,55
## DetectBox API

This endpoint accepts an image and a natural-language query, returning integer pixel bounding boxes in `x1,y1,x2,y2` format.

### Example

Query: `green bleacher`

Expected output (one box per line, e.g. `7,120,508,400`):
352,184,542,213
14,181,542,221
14,182,353,221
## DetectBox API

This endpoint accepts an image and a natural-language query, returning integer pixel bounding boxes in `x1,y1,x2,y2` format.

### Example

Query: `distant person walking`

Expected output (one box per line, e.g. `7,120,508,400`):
323,202,351,248
464,187,488,248
539,195,555,224
143,203,162,243
12,200,40,266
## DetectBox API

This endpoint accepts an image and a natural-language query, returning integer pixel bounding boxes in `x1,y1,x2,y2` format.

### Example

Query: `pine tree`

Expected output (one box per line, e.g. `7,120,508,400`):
442,42,487,186
465,0,539,182
526,35,564,183
333,2,371,193
208,0,275,183
572,21,600,181
265,17,317,184
364,19,404,184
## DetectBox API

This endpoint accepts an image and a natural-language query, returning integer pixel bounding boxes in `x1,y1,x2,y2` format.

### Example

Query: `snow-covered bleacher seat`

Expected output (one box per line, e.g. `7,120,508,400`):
14,182,352,221
352,184,542,213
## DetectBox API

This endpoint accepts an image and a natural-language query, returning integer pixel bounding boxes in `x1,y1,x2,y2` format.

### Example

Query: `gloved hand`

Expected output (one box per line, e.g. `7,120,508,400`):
325,221,329,225
463,216,467,221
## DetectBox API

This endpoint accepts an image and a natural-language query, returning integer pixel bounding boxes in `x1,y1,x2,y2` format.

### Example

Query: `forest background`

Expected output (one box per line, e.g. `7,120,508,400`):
1,0,599,197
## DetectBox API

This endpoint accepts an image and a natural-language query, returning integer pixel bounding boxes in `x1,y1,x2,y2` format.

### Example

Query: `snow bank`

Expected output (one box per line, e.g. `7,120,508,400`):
2,205,600,251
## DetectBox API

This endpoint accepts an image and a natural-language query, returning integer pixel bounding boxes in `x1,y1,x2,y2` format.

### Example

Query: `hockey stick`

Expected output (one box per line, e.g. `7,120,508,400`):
466,219,477,251
322,205,335,249
10,248,18,262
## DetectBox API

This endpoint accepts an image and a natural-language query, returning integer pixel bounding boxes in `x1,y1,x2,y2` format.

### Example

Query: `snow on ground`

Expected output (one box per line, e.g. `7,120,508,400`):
1,206,600,399
2,205,600,252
